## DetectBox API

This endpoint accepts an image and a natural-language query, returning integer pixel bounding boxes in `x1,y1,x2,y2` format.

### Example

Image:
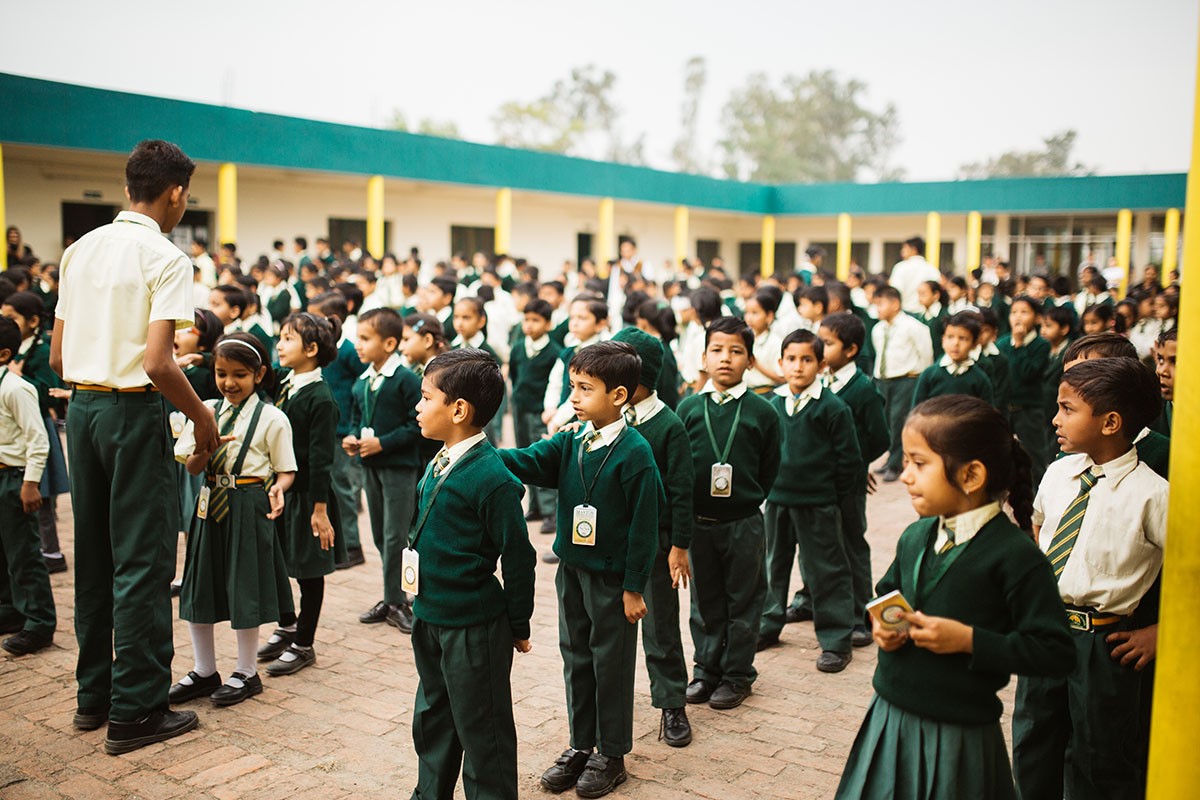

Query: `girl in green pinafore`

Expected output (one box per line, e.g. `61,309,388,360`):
170,332,297,708
836,395,1073,800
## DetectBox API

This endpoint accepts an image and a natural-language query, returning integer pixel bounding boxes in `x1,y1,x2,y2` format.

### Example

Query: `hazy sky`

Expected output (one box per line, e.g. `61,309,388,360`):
6,0,1197,181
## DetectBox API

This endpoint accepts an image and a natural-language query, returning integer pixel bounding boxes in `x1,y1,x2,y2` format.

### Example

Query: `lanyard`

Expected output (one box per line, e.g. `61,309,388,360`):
577,426,627,504
362,372,385,427
408,464,453,550
702,394,743,465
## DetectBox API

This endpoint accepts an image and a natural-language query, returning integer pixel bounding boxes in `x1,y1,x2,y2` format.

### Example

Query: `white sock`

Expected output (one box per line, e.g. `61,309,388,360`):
232,627,259,683
266,628,293,645
188,623,217,679
277,643,311,663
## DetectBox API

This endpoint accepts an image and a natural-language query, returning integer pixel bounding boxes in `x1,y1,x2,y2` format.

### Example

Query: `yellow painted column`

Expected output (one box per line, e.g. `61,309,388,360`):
925,211,941,270
836,213,852,281
366,175,385,260
217,163,238,247
1147,16,1200,798
1115,208,1133,298
1163,207,1181,286
495,187,512,255
674,206,689,269
760,215,776,278
966,211,983,274
0,143,7,271
596,197,614,279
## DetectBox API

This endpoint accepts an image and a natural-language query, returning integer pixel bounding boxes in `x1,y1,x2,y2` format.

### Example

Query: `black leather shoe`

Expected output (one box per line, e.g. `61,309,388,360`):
882,468,901,483
266,644,316,676
540,748,592,793
74,706,109,731
0,618,23,635
542,551,560,564
170,581,182,598
575,753,627,798
335,547,365,570
756,633,780,652
540,517,556,535
257,628,294,661
386,603,413,634
168,671,222,704
685,678,714,705
817,650,852,673
659,707,692,747
359,600,389,624
708,681,751,710
210,673,263,707
2,629,53,655
105,709,199,755
525,509,543,522
851,625,873,648
44,553,68,574
785,605,813,623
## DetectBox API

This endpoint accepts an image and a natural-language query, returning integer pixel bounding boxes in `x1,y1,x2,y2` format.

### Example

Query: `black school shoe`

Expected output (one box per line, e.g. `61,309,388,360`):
359,600,389,624
2,630,53,656
575,754,627,798
104,709,199,755
386,603,413,634
335,547,365,570
540,748,592,793
266,644,316,676
755,632,780,652
540,517,556,535
542,551,561,564
168,671,223,704
74,706,109,731
257,628,295,661
708,681,751,710
784,605,813,624
44,553,68,574
210,673,263,707
0,618,23,635
659,707,692,747
817,650,852,673
685,679,714,705
851,625,873,648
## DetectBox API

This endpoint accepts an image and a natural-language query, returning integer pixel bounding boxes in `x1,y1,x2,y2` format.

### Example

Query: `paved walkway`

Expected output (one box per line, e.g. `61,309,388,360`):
0,456,1017,799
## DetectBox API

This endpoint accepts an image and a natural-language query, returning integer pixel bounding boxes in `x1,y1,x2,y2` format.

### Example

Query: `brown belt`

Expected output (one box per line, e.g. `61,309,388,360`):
1065,607,1126,632
205,476,265,488
73,384,159,393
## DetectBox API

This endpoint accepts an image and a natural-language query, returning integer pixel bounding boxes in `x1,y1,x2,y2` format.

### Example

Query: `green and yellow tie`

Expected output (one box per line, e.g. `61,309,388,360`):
624,405,637,426
1046,470,1103,579
583,429,602,452
432,451,450,477
208,406,242,523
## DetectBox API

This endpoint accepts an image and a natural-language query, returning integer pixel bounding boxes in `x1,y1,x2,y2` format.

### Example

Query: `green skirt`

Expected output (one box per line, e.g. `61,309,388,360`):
835,695,1015,800
175,461,203,533
180,486,295,628
279,489,347,579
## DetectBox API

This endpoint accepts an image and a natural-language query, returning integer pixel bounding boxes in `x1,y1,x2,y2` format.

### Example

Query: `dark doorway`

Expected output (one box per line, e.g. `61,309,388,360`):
61,202,120,248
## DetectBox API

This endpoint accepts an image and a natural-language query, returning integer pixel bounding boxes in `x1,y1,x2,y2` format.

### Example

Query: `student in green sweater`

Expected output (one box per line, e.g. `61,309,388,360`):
677,317,781,711
407,348,536,800
910,311,995,408
635,300,682,410
911,280,949,360
757,330,861,672
610,327,695,748
836,396,1074,800
451,296,504,445
342,308,423,634
498,341,661,797
973,308,1011,410
1152,326,1175,437
997,296,1051,483
1040,305,1075,445
509,299,563,530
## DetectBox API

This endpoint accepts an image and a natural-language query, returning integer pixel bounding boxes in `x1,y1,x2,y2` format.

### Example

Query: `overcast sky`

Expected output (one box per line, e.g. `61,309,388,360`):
5,0,1197,181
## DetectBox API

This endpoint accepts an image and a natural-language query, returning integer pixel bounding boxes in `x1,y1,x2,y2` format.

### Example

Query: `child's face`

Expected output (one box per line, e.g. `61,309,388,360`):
979,325,997,347
567,368,626,425
277,325,317,370
416,374,468,443
817,326,855,371
1009,302,1038,336
264,270,282,287
1080,312,1107,336
1138,297,1154,318
0,305,36,339
702,331,752,390
917,284,935,307
743,299,771,334
738,280,757,300
432,288,454,310
1053,382,1121,455
941,325,976,363
453,303,485,339
356,321,397,368
1155,340,1176,400
976,284,995,303
798,297,823,323
568,302,602,341
209,291,239,324
538,286,563,308
174,327,200,357
213,354,265,406
873,296,900,322
522,312,551,340
900,424,970,519
780,342,821,394
400,326,434,365
1153,296,1171,320
1041,319,1068,345
1027,278,1048,300
1116,307,1136,330
353,275,375,297
947,284,965,301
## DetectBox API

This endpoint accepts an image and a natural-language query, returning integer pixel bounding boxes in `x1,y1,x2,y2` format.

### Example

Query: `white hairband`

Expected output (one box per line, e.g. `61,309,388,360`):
217,338,263,364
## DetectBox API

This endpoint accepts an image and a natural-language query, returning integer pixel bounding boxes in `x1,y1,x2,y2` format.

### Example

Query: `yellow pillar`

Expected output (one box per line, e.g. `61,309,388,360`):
966,211,983,274
761,215,776,278
366,175,385,260
674,206,689,270
1116,208,1133,298
836,213,852,281
495,187,512,256
926,211,942,270
596,197,614,279
217,163,237,247
1163,207,1181,286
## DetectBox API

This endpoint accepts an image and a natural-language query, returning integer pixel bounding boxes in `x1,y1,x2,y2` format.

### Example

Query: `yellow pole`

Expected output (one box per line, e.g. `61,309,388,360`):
761,215,776,278
596,197,614,279
1116,208,1133,298
0,143,7,271
217,163,237,247
495,187,512,256
366,175,385,260
674,206,689,270
836,213,852,281
1163,207,1181,286
966,211,983,274
1147,15,1200,797
926,211,942,270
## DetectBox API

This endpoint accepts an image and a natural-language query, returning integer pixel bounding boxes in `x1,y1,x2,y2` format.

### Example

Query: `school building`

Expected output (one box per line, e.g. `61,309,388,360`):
0,72,1187,285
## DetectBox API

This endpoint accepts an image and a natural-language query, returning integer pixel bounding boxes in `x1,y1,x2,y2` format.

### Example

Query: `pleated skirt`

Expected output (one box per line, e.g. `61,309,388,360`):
279,489,346,579
39,416,69,497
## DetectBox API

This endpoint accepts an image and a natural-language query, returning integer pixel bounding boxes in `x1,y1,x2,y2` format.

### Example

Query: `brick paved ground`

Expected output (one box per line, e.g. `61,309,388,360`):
0,447,1019,799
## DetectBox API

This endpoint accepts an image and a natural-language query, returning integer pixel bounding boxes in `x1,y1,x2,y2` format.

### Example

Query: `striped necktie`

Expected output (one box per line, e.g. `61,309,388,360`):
207,405,243,523
583,429,602,452
1046,470,1103,580
432,450,450,476
714,391,730,406
938,524,956,555
624,405,638,426
791,394,805,415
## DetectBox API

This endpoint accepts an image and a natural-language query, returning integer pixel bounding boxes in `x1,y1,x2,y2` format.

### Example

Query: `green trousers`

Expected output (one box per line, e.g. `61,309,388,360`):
0,470,56,636
640,544,688,709
330,445,362,551
68,390,176,721
1010,406,1049,486
556,563,639,757
513,410,556,519
877,377,917,472
411,614,517,800
362,465,417,606
761,502,853,652
688,514,766,690
791,488,871,622
1012,625,1147,800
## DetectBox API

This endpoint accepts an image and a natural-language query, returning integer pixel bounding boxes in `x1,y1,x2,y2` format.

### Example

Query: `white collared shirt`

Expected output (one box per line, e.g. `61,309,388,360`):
524,334,550,360
939,354,976,376
1033,447,1169,616
433,431,488,477
773,380,822,415
699,380,748,403
872,313,934,379
627,391,665,426
279,367,324,402
827,362,858,394
361,352,403,382
175,395,298,480
453,331,486,350
935,501,1002,553
0,365,49,483
889,255,941,314
579,417,627,451
745,326,783,389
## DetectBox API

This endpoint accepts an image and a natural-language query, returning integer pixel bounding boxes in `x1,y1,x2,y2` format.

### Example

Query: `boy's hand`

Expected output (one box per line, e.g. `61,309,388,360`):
513,639,532,653
311,504,335,550
623,591,647,624
866,471,878,495
49,387,72,399
266,485,286,519
541,409,555,426
175,353,204,368
903,611,973,655
357,437,383,458
668,546,690,589
1010,322,1027,344
20,481,42,513
7,360,23,377
342,435,360,455
1107,624,1157,671
871,614,909,652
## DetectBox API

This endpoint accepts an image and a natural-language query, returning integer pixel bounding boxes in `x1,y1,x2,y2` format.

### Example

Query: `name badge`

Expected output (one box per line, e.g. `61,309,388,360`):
197,486,210,520
572,504,598,547
360,427,375,440
169,411,186,439
402,547,420,595
710,463,733,497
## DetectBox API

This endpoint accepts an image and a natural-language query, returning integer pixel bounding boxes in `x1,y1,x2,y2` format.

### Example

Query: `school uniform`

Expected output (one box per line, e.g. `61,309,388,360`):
676,382,781,691
1012,448,1168,800
325,337,366,553
972,343,1011,411
59,209,193,721
836,507,1074,800
176,396,297,628
1042,338,1069,442
410,434,536,800
760,383,860,652
872,313,934,473
509,331,563,521
850,304,878,377
996,331,1051,481
12,335,69,555
544,333,604,431
976,296,1011,337
498,418,661,757
435,306,455,340
166,362,218,533
911,356,995,408
1149,400,1172,438
657,343,682,410
226,318,276,362
910,303,948,360
744,326,783,392
451,332,504,444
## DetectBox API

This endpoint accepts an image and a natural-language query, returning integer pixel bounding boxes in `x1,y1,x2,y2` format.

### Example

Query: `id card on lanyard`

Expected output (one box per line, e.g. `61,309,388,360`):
573,427,626,546
404,458,457,595
703,395,743,497
361,373,384,441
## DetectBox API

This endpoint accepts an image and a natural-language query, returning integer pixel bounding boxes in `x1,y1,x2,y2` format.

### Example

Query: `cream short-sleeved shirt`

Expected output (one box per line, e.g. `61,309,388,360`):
58,210,193,388
175,396,298,480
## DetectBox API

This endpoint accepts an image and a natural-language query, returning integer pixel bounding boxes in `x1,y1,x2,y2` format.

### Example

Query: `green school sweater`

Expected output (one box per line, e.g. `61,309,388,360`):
911,363,995,408
977,297,1011,337
498,427,661,593
348,365,424,469
1149,402,1172,438
1054,431,1170,481
873,515,1074,725
835,368,890,468
767,390,860,507
246,321,275,357
677,390,782,522
1042,343,1068,425
509,335,562,413
13,337,62,415
549,317,570,346
412,442,537,638
325,340,366,437
996,334,1050,409
852,306,878,376
453,338,500,363
657,345,682,411
631,405,695,549
166,363,218,417
276,377,338,502
977,352,1011,411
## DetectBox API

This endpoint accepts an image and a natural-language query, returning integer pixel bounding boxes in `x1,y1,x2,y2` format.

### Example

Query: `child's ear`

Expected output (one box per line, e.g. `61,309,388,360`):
1099,411,1125,438
958,460,988,496
385,337,400,352
304,340,320,358
453,398,472,424
844,342,860,360
612,385,629,407
256,365,268,383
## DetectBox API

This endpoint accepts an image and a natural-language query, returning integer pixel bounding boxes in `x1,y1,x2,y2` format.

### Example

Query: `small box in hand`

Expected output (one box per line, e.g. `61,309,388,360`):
867,590,914,632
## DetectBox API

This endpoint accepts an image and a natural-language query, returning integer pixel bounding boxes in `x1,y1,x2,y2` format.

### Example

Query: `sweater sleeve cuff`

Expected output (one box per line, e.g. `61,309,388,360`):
670,533,692,549
969,628,1010,673
622,570,651,594
509,619,531,641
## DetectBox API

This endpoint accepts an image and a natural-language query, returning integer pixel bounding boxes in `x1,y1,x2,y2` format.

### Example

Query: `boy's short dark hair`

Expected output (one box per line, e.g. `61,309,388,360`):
333,282,364,314
524,298,554,322
1063,332,1137,364
1045,305,1076,332
424,348,505,427
295,236,308,249
751,289,780,315
1157,326,1177,347
904,236,925,256
944,311,982,343
355,269,378,285
212,284,249,315
513,281,538,300
0,316,20,358
819,311,866,355
573,298,609,323
977,307,999,329
875,286,901,304
704,316,754,354
569,341,641,399
1061,358,1162,440
799,285,829,310
781,328,824,361
125,140,196,203
823,281,851,311
358,307,405,342
431,276,458,299
543,280,565,296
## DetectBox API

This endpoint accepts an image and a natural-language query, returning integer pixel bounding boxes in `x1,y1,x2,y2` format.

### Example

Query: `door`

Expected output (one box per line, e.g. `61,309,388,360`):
61,202,120,248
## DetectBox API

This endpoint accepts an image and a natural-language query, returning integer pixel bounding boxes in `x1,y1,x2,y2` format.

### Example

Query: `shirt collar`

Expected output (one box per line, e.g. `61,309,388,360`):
454,331,486,349
525,334,550,354
1073,446,1140,490
281,367,323,393
115,210,162,234
18,335,35,356
361,351,403,380
829,362,858,392
579,416,627,449
937,501,1002,550
437,432,488,471
773,381,822,401
700,380,747,400
939,354,976,375
628,391,664,426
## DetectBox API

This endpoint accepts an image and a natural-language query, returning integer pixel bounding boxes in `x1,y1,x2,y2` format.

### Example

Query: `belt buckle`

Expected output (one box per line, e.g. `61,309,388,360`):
1066,610,1092,632
215,475,235,489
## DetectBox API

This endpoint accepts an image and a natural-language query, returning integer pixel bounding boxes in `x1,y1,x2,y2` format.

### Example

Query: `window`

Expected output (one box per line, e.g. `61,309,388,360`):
450,225,495,260
738,241,796,278
809,241,870,272
167,210,213,254
696,239,721,268
329,218,393,257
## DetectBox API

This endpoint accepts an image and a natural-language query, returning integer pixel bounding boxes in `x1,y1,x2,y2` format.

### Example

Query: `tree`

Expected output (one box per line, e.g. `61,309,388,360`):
718,70,903,183
671,56,708,174
957,130,1094,179
386,110,461,139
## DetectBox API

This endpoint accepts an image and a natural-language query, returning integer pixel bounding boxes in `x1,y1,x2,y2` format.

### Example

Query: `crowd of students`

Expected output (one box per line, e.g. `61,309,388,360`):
0,140,1179,800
